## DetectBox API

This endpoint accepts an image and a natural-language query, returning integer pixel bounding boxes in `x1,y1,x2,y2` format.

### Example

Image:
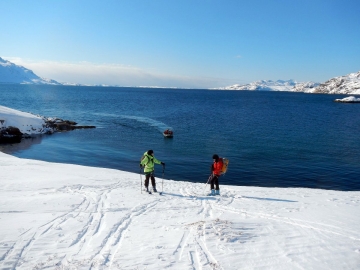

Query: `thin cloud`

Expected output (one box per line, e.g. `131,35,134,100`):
5,57,242,88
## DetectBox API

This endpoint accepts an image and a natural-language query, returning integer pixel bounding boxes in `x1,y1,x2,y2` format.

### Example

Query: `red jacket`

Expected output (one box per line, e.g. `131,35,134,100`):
212,159,223,176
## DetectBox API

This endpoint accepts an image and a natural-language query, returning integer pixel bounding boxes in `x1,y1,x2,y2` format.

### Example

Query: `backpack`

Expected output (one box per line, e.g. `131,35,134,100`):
220,158,229,175
140,154,152,166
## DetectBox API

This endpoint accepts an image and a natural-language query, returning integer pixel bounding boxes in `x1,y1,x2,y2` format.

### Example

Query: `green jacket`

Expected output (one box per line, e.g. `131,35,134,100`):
141,151,162,173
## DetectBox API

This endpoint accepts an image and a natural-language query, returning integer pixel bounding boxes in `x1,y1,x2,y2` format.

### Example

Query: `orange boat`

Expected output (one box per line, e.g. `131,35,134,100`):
163,129,173,138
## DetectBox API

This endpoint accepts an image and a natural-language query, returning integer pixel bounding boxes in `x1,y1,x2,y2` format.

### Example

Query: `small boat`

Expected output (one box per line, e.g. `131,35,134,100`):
163,129,173,138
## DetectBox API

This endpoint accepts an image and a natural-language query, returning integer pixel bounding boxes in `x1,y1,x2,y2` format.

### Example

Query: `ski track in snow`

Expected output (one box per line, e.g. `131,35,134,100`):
0,178,359,269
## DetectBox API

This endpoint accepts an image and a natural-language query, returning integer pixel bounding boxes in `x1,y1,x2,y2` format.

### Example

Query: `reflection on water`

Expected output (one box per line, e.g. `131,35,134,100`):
0,135,45,154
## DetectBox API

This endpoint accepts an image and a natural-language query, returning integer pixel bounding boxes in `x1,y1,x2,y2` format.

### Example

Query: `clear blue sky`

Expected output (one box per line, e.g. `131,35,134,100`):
1,0,360,88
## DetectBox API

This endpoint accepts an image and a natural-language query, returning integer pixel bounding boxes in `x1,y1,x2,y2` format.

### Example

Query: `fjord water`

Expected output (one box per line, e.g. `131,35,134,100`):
1,84,360,191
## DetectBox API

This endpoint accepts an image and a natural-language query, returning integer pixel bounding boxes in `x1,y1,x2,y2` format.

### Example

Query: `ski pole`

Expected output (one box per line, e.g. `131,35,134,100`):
161,164,165,195
140,167,143,194
203,174,212,195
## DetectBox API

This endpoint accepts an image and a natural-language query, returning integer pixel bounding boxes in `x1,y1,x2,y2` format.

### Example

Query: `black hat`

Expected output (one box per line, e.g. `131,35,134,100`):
147,150,154,155
212,154,219,160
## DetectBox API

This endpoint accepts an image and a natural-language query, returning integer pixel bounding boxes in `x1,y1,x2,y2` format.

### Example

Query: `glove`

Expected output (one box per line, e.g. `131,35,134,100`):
139,163,143,168
161,162,165,166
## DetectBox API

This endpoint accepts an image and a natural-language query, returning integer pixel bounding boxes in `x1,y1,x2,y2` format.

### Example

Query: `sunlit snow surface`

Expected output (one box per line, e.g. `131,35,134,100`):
1,151,360,269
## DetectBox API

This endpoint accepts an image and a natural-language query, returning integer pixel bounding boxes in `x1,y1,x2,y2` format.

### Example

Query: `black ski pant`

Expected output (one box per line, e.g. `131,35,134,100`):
209,174,220,190
144,172,156,188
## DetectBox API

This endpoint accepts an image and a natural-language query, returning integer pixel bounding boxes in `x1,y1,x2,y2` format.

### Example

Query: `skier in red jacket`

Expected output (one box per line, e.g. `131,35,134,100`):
208,154,223,196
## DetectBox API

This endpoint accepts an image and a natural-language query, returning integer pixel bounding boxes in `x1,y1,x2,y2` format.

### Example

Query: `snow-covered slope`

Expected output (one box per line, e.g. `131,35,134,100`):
311,71,360,95
0,57,60,85
220,79,298,91
0,151,359,270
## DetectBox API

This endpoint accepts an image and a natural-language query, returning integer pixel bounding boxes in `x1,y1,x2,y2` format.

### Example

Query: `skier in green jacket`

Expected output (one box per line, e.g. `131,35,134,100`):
140,150,165,192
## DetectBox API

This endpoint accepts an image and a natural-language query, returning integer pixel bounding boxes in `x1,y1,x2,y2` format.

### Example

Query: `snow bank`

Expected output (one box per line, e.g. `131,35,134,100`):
0,105,51,135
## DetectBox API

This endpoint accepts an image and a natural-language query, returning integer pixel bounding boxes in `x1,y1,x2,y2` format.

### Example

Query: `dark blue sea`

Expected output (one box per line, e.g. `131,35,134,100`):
1,84,360,191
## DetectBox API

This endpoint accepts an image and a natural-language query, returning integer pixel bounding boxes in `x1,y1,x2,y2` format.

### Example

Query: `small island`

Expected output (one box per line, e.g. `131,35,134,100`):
334,96,360,103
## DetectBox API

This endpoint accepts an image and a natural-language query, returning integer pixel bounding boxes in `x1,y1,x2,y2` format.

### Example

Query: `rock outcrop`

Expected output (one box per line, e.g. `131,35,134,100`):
47,119,96,131
0,116,95,144
0,126,22,143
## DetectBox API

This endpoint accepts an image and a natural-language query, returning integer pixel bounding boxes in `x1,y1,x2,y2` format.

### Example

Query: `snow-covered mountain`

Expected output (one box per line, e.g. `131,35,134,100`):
0,57,61,85
219,79,299,91
219,79,320,92
220,71,360,95
310,71,360,95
